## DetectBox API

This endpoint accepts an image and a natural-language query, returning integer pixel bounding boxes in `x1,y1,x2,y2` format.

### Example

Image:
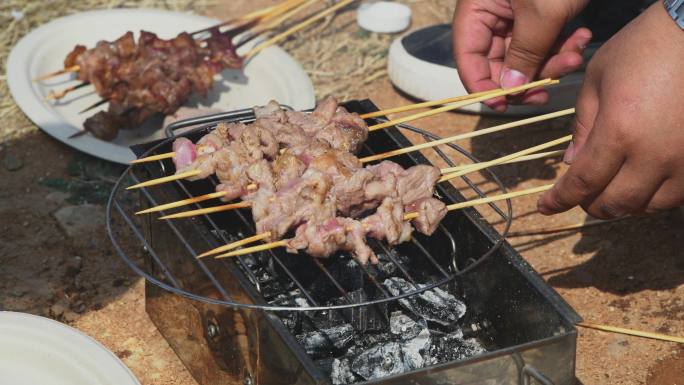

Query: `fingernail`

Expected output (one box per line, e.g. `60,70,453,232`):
563,141,576,164
499,68,528,90
577,32,592,50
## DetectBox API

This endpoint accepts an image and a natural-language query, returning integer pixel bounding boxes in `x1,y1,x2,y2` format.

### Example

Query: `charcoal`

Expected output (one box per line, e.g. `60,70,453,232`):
401,325,431,370
296,324,355,358
375,250,410,277
331,358,358,385
350,319,431,381
428,330,486,364
389,311,425,341
350,342,405,380
329,289,388,332
383,277,466,326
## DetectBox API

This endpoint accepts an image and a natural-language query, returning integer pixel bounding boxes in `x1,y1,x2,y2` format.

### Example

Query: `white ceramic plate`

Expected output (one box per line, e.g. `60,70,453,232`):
7,8,316,164
0,311,140,385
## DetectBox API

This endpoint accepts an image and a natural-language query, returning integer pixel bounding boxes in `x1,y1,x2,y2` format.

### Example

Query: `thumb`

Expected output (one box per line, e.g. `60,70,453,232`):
501,3,568,89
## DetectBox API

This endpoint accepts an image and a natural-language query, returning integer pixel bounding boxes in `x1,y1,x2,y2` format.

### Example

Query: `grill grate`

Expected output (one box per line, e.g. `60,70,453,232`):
107,100,514,312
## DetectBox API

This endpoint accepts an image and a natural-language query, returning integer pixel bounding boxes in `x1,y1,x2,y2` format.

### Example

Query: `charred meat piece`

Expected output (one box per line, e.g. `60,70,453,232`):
253,170,336,240
361,197,412,245
273,151,307,189
406,197,447,236
65,29,242,141
286,217,377,265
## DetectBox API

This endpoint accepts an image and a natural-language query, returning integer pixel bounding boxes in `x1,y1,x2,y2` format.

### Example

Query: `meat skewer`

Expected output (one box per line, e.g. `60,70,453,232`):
138,149,563,217
212,184,554,260
127,79,560,190
136,105,572,217
194,135,571,258
37,0,325,140
131,78,558,165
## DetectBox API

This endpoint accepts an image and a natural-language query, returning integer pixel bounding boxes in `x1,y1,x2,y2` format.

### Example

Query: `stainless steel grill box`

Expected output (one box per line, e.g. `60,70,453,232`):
108,100,581,385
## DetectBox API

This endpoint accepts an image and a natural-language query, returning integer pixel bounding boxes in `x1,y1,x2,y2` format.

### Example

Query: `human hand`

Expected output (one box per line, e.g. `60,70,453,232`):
538,3,684,218
452,0,592,111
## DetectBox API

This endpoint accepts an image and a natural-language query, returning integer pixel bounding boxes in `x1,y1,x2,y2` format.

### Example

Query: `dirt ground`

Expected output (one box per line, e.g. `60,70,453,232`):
0,1,682,385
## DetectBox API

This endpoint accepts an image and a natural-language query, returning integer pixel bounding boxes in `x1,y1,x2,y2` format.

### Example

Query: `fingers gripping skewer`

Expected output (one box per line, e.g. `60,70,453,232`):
214,184,554,259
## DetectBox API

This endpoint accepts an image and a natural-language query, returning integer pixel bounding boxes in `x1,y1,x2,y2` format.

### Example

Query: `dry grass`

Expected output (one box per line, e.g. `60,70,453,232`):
281,0,455,100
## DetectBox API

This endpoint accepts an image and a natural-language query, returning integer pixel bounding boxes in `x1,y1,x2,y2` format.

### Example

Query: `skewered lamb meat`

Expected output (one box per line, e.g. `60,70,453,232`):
284,195,447,265
69,29,242,140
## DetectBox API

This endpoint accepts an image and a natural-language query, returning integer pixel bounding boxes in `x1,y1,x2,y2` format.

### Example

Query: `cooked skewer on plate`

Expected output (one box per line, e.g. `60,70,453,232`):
35,0,343,141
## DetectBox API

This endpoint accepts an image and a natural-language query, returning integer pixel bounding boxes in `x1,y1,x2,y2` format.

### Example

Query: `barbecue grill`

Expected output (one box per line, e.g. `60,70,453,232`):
107,100,581,385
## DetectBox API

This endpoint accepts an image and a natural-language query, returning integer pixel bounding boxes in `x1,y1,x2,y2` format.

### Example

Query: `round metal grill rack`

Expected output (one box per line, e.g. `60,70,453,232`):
107,100,514,311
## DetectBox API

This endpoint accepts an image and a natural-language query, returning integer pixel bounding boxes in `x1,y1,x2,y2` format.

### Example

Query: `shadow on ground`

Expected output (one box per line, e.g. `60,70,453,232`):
0,129,140,322
546,211,684,295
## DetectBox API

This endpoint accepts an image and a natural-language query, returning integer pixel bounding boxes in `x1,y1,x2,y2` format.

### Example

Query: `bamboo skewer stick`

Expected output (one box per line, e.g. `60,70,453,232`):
197,232,273,258
126,170,202,190
361,107,574,163
438,135,573,183
367,79,559,132
244,0,358,60
158,201,252,219
135,191,229,215
440,150,564,174
507,217,623,237
45,82,90,101
33,65,80,82
139,150,564,216
577,322,684,344
214,184,553,259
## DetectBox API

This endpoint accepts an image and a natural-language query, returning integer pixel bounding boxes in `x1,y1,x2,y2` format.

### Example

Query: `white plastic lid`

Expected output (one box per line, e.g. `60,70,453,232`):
357,1,411,33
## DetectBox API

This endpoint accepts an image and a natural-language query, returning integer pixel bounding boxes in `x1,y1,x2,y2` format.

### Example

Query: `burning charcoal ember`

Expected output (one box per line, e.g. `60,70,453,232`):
388,311,431,370
428,331,487,364
389,311,425,341
350,342,405,380
296,324,355,358
383,277,466,326
401,325,431,370
331,358,358,385
374,250,409,277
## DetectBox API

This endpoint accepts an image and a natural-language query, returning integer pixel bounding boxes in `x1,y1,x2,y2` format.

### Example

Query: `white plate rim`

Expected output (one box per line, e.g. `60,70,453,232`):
0,311,141,385
7,8,315,164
